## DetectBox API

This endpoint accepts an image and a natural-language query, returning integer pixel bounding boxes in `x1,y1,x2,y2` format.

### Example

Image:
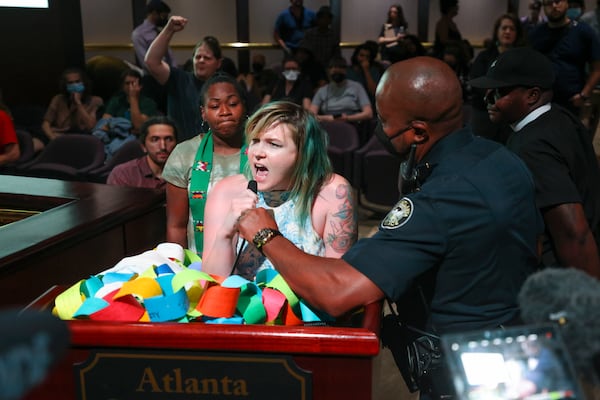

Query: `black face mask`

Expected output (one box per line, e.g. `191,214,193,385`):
374,121,401,156
252,63,264,73
331,73,346,83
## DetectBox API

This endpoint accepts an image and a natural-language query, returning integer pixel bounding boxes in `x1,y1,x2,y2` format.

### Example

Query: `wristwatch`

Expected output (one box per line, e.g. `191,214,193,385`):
252,228,282,254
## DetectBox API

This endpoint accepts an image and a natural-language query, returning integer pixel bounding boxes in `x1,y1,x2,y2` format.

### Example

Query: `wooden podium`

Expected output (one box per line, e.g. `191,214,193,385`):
23,286,381,400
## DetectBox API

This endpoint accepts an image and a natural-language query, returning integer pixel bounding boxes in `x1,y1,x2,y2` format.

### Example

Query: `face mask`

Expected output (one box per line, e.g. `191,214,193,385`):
66,82,85,93
252,63,264,73
566,7,582,19
331,73,346,83
282,69,300,81
374,122,401,156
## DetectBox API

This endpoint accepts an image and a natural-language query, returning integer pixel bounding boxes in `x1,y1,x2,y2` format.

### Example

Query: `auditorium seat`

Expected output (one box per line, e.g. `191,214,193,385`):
353,134,401,212
87,139,145,183
18,134,106,181
320,120,360,184
0,129,36,175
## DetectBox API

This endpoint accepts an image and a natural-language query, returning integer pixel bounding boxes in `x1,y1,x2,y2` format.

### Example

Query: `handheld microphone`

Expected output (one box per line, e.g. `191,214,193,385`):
0,309,70,400
247,179,257,195
230,180,258,275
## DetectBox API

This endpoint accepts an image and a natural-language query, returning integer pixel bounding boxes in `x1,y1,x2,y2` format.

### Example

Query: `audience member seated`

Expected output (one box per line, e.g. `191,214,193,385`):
237,53,278,111
298,5,340,69
0,98,19,167
294,46,328,92
162,73,248,256
377,4,409,65
107,116,177,190
469,13,525,143
262,55,313,110
347,42,385,107
310,56,373,124
40,67,103,153
145,15,222,141
102,69,158,133
273,0,316,55
201,101,357,280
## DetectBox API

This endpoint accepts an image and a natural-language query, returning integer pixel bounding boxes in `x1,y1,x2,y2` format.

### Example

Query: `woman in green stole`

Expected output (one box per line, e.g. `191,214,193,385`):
162,73,248,255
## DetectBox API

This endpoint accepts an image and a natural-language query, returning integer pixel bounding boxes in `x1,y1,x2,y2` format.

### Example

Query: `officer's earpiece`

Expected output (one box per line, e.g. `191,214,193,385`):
411,122,429,145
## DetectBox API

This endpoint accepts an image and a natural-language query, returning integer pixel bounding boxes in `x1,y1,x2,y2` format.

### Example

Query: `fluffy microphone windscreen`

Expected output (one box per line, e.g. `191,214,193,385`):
518,267,600,381
0,309,70,400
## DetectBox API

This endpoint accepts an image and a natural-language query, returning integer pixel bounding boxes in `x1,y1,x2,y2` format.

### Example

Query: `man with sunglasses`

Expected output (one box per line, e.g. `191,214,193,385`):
236,56,543,399
470,46,600,279
528,0,600,115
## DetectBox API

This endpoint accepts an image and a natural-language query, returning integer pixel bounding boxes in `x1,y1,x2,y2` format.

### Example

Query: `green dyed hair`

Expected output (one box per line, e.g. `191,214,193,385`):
245,101,333,225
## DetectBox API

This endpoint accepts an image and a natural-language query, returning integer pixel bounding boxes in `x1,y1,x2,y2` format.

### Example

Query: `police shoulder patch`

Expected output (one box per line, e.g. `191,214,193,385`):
381,197,414,229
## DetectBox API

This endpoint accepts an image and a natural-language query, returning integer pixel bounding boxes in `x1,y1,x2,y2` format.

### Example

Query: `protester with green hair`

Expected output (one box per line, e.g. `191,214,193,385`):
202,100,357,280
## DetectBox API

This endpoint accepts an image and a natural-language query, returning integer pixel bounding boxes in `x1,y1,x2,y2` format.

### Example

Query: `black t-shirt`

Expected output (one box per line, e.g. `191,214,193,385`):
506,104,600,264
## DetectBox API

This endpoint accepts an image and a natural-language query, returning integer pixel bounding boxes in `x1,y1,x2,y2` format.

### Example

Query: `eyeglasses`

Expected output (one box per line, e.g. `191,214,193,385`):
541,0,564,6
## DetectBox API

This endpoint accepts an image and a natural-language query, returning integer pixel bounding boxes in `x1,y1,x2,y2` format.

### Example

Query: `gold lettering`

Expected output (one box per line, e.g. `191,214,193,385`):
174,368,183,393
184,377,202,394
136,367,162,393
201,378,219,395
162,370,175,392
221,376,232,395
233,379,249,396
136,367,250,396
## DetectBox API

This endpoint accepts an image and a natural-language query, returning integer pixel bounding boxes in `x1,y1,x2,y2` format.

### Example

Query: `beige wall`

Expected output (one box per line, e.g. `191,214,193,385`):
81,0,600,67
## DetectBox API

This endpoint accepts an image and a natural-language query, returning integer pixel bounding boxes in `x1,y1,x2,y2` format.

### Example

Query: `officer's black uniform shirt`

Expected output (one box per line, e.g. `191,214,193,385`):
343,128,543,334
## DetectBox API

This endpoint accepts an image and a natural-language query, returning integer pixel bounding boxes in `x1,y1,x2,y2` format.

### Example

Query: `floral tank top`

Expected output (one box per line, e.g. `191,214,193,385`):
234,191,325,280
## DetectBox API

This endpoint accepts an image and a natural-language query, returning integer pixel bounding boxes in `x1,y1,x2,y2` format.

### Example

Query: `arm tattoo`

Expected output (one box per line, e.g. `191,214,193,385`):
326,182,358,253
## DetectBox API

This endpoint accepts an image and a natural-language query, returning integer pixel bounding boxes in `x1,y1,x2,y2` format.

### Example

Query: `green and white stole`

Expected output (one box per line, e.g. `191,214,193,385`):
189,130,247,255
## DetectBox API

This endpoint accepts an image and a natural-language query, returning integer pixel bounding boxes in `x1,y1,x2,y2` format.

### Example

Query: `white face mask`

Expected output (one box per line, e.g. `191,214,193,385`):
282,69,300,81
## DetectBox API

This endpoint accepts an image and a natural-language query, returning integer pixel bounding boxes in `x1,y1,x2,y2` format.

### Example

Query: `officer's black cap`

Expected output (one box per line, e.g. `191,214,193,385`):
468,47,555,89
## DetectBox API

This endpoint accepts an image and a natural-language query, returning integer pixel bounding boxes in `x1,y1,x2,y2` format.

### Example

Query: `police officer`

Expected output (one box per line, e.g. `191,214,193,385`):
236,56,543,398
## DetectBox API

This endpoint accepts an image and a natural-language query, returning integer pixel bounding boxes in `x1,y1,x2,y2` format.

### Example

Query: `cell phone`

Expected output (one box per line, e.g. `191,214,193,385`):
333,114,342,119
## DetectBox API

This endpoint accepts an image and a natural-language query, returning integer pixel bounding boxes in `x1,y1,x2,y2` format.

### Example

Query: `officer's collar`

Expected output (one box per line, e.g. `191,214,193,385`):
418,127,473,168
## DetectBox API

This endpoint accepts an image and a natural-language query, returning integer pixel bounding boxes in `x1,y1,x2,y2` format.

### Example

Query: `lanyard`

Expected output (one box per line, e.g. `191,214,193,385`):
189,130,247,255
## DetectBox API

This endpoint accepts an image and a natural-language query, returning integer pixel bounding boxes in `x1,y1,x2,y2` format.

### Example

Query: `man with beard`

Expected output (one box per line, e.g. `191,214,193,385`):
235,56,543,399
528,0,600,115
107,116,177,190
469,47,600,279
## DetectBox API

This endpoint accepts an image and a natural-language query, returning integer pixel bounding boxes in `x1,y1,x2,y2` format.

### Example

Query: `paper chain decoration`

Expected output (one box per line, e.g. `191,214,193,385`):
53,244,332,325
